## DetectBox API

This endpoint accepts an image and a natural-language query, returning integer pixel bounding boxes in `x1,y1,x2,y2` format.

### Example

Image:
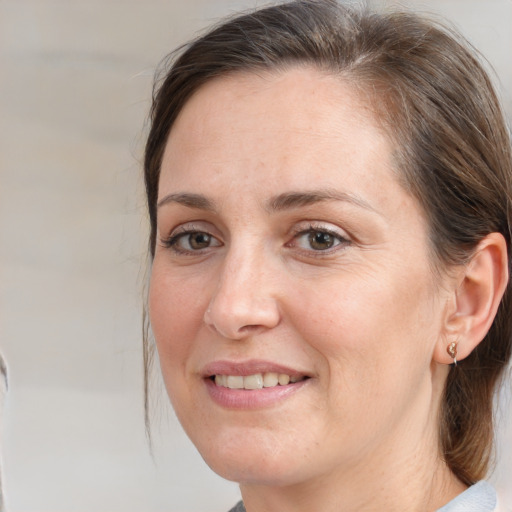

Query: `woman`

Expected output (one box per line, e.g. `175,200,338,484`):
143,1,511,510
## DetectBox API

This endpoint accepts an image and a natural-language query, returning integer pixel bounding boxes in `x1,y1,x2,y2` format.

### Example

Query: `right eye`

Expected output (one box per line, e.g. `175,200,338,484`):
162,230,222,253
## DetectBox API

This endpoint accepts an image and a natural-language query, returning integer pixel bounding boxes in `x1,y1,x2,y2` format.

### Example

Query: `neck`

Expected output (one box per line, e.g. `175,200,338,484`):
240,438,465,512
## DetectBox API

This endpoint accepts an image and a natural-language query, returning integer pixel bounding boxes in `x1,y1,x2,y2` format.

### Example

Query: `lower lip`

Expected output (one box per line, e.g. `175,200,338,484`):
204,378,309,409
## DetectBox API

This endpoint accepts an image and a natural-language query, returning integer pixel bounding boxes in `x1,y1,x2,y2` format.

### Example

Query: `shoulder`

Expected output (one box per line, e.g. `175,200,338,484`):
438,481,498,512
227,501,246,512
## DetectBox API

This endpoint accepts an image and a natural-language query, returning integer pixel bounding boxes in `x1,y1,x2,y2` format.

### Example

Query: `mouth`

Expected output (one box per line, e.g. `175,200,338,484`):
202,360,311,409
210,372,309,390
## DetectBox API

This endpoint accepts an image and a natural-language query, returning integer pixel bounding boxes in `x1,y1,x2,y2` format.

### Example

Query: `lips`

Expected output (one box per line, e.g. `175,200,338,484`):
201,360,311,408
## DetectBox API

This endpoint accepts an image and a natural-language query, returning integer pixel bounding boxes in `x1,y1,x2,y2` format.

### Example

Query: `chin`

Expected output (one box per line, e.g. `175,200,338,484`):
204,452,303,486
189,424,317,486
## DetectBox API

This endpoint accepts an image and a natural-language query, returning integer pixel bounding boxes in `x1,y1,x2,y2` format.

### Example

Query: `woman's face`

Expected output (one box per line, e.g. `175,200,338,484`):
150,68,451,486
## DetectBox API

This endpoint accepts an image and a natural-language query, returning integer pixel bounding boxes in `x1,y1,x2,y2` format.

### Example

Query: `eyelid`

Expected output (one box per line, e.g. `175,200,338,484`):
160,231,222,255
159,221,223,251
161,220,217,240
287,221,351,253
159,223,198,244
289,220,350,240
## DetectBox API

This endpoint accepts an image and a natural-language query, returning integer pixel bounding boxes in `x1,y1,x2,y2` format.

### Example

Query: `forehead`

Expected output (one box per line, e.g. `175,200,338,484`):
166,67,376,152
159,67,401,212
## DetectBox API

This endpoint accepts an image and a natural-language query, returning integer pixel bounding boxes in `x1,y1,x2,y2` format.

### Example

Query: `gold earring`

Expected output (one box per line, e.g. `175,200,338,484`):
447,342,458,366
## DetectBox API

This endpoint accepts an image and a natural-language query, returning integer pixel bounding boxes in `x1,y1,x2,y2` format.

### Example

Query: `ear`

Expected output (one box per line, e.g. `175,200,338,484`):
434,233,509,365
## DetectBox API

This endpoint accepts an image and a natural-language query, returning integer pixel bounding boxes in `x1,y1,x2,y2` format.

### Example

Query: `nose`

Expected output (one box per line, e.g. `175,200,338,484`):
203,249,281,340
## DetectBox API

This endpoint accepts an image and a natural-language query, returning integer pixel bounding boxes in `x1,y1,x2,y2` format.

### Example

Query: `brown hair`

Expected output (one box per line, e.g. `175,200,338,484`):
143,0,512,485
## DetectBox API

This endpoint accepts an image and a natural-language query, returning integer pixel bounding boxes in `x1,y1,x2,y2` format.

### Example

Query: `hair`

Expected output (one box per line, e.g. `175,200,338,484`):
143,0,512,486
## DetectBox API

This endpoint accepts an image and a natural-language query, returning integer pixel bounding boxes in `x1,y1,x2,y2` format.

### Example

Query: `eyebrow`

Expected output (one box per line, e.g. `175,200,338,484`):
157,192,216,211
265,189,378,214
157,188,378,214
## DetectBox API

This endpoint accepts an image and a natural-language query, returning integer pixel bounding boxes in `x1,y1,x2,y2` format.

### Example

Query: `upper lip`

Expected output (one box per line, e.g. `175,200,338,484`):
201,359,311,378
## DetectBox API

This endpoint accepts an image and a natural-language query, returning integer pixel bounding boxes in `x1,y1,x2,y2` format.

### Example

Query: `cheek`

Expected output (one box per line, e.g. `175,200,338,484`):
148,264,207,373
287,266,439,383
285,270,441,447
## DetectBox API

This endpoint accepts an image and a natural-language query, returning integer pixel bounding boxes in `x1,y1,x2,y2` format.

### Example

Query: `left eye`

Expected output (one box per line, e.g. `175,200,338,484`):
294,229,346,251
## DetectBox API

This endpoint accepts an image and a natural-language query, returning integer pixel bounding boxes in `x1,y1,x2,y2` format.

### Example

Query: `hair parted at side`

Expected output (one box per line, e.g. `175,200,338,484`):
143,0,512,485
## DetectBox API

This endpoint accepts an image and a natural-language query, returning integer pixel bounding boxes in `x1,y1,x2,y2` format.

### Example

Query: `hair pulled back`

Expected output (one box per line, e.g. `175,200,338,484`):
144,0,512,485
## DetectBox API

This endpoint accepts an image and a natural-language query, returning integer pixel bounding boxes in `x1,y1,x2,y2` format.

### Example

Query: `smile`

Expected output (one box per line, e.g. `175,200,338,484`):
213,373,307,390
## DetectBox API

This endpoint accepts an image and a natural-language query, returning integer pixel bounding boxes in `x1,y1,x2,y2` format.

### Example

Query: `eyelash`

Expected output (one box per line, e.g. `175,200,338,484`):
288,224,350,254
160,227,219,255
159,223,350,256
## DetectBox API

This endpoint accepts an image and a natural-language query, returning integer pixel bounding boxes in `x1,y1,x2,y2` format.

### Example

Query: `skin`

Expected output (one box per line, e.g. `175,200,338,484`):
149,67,469,511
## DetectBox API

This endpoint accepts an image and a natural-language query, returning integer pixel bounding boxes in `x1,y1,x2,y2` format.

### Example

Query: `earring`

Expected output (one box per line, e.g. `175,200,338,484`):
447,342,458,366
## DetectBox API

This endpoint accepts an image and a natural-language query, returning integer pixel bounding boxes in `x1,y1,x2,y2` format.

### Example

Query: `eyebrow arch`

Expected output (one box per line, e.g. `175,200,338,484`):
266,189,378,214
157,192,216,211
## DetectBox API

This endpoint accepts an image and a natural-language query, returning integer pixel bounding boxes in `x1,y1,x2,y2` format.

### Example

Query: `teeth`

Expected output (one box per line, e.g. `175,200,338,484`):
244,374,263,390
226,375,244,389
214,372,304,390
263,372,279,387
278,374,290,385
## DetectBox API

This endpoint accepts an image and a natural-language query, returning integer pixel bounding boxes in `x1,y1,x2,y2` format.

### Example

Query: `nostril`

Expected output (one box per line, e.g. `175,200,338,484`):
239,324,262,333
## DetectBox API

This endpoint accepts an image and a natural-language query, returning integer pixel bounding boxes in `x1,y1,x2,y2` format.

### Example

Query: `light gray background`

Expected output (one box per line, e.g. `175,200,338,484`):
0,1,511,511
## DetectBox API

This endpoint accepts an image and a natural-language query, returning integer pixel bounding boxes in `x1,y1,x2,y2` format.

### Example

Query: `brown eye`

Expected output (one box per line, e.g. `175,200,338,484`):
164,230,222,253
308,231,335,250
291,227,348,253
188,232,212,250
